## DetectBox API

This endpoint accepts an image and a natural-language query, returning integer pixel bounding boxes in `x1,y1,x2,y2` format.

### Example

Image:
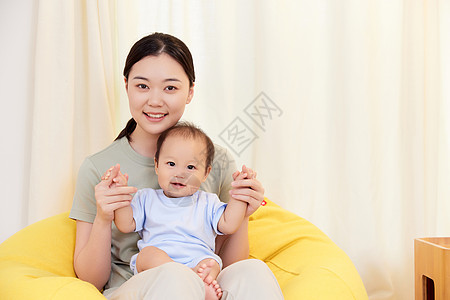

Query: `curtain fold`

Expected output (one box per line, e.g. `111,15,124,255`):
28,1,450,299
29,0,118,224
30,0,77,223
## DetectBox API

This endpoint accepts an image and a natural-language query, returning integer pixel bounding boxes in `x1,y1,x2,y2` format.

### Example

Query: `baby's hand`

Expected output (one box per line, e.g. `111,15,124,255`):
101,166,129,187
113,171,128,186
96,164,136,222
230,165,266,216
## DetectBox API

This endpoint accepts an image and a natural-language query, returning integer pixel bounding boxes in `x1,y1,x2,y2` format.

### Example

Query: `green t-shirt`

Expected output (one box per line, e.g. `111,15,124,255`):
70,137,236,289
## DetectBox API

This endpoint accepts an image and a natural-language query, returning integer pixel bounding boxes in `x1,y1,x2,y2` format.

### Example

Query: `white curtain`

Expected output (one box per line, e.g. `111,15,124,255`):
29,0,133,222
26,0,450,299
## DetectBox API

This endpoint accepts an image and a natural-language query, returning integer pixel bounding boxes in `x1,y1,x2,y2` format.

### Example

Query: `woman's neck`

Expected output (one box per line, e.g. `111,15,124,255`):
128,127,159,158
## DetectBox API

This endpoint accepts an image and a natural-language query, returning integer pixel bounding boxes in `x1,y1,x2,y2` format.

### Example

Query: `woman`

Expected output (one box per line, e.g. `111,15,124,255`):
70,32,283,299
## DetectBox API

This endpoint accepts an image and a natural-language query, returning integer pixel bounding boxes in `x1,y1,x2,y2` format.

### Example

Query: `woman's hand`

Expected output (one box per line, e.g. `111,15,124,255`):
94,164,137,223
229,165,265,217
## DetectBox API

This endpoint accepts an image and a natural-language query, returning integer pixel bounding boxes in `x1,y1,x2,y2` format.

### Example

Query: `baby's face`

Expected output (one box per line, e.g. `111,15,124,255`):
155,135,210,198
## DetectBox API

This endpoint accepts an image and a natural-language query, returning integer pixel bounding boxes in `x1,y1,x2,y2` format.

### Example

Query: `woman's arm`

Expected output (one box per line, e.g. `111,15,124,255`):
216,166,265,267
73,220,112,290
216,218,250,268
73,164,137,291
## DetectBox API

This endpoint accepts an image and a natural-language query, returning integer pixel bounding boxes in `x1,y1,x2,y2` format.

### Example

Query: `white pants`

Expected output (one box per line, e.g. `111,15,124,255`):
104,259,284,300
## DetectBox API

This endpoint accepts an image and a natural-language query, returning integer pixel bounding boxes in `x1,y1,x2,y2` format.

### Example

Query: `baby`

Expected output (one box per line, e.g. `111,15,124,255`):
113,122,248,300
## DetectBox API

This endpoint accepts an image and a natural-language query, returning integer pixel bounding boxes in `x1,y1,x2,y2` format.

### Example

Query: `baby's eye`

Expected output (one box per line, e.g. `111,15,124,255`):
167,162,175,167
187,165,196,170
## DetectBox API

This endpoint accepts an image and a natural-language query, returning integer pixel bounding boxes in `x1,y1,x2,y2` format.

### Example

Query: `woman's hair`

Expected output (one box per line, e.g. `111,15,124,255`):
155,121,215,173
116,33,195,141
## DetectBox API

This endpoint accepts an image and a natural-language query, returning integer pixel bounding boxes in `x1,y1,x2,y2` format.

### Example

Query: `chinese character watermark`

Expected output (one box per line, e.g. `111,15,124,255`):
219,92,282,156
244,92,283,131
219,117,258,157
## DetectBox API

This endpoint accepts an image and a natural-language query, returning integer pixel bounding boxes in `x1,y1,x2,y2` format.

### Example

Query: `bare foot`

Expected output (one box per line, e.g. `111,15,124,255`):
204,280,222,300
196,259,219,284
195,259,222,300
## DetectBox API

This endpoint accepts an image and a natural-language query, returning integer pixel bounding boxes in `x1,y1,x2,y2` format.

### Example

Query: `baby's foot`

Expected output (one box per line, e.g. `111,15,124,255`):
204,280,222,300
196,259,218,284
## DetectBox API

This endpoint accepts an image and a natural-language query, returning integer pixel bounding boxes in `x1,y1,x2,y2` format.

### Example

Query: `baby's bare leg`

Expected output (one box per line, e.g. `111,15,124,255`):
136,246,173,273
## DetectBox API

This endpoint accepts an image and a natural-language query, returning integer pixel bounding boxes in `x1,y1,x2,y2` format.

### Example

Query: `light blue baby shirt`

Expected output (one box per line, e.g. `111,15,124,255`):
129,189,227,274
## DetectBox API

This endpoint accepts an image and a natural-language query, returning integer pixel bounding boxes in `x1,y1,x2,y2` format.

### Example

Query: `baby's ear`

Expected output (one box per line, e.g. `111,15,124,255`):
154,158,159,174
203,165,212,181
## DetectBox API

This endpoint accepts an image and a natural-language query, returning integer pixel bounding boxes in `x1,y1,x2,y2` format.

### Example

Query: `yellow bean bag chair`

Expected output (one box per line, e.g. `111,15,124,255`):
0,199,368,299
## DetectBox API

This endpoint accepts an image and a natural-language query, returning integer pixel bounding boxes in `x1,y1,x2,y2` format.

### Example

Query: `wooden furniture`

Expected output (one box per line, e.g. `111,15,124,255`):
414,237,450,300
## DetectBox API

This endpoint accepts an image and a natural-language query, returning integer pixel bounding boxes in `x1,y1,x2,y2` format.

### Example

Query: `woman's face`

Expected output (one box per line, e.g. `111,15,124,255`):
126,53,194,137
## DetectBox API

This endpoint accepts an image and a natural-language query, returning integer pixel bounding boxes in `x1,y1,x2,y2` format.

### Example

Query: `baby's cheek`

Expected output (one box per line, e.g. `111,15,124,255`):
187,175,202,189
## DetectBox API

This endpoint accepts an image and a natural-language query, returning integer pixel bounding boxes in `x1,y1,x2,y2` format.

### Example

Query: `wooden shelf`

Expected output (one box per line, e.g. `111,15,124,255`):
414,237,450,300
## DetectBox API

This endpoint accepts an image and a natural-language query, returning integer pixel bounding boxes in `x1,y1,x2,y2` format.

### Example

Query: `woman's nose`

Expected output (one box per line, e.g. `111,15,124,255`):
147,90,163,106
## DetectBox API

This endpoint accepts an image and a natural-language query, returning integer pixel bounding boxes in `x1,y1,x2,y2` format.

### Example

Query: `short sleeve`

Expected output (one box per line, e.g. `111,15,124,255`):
208,193,227,235
70,158,101,223
131,190,147,232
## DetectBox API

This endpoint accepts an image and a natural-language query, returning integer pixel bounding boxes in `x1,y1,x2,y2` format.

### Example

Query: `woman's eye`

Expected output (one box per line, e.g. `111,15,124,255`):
137,84,148,89
187,165,196,170
168,162,175,167
165,86,177,91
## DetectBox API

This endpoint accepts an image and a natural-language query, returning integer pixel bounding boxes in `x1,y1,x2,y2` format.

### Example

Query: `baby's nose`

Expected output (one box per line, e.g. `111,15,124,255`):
175,172,189,179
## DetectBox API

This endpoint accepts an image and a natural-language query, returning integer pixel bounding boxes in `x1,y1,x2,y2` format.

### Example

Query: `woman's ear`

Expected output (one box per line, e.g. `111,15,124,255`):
186,83,195,104
124,77,128,91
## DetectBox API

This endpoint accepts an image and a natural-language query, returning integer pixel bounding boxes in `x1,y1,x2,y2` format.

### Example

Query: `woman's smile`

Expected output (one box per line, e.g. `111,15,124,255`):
144,112,168,121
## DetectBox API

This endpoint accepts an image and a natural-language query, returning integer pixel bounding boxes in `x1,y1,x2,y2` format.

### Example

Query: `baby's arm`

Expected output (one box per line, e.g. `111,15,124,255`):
115,204,136,233
217,171,248,235
111,171,136,233
218,198,247,235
